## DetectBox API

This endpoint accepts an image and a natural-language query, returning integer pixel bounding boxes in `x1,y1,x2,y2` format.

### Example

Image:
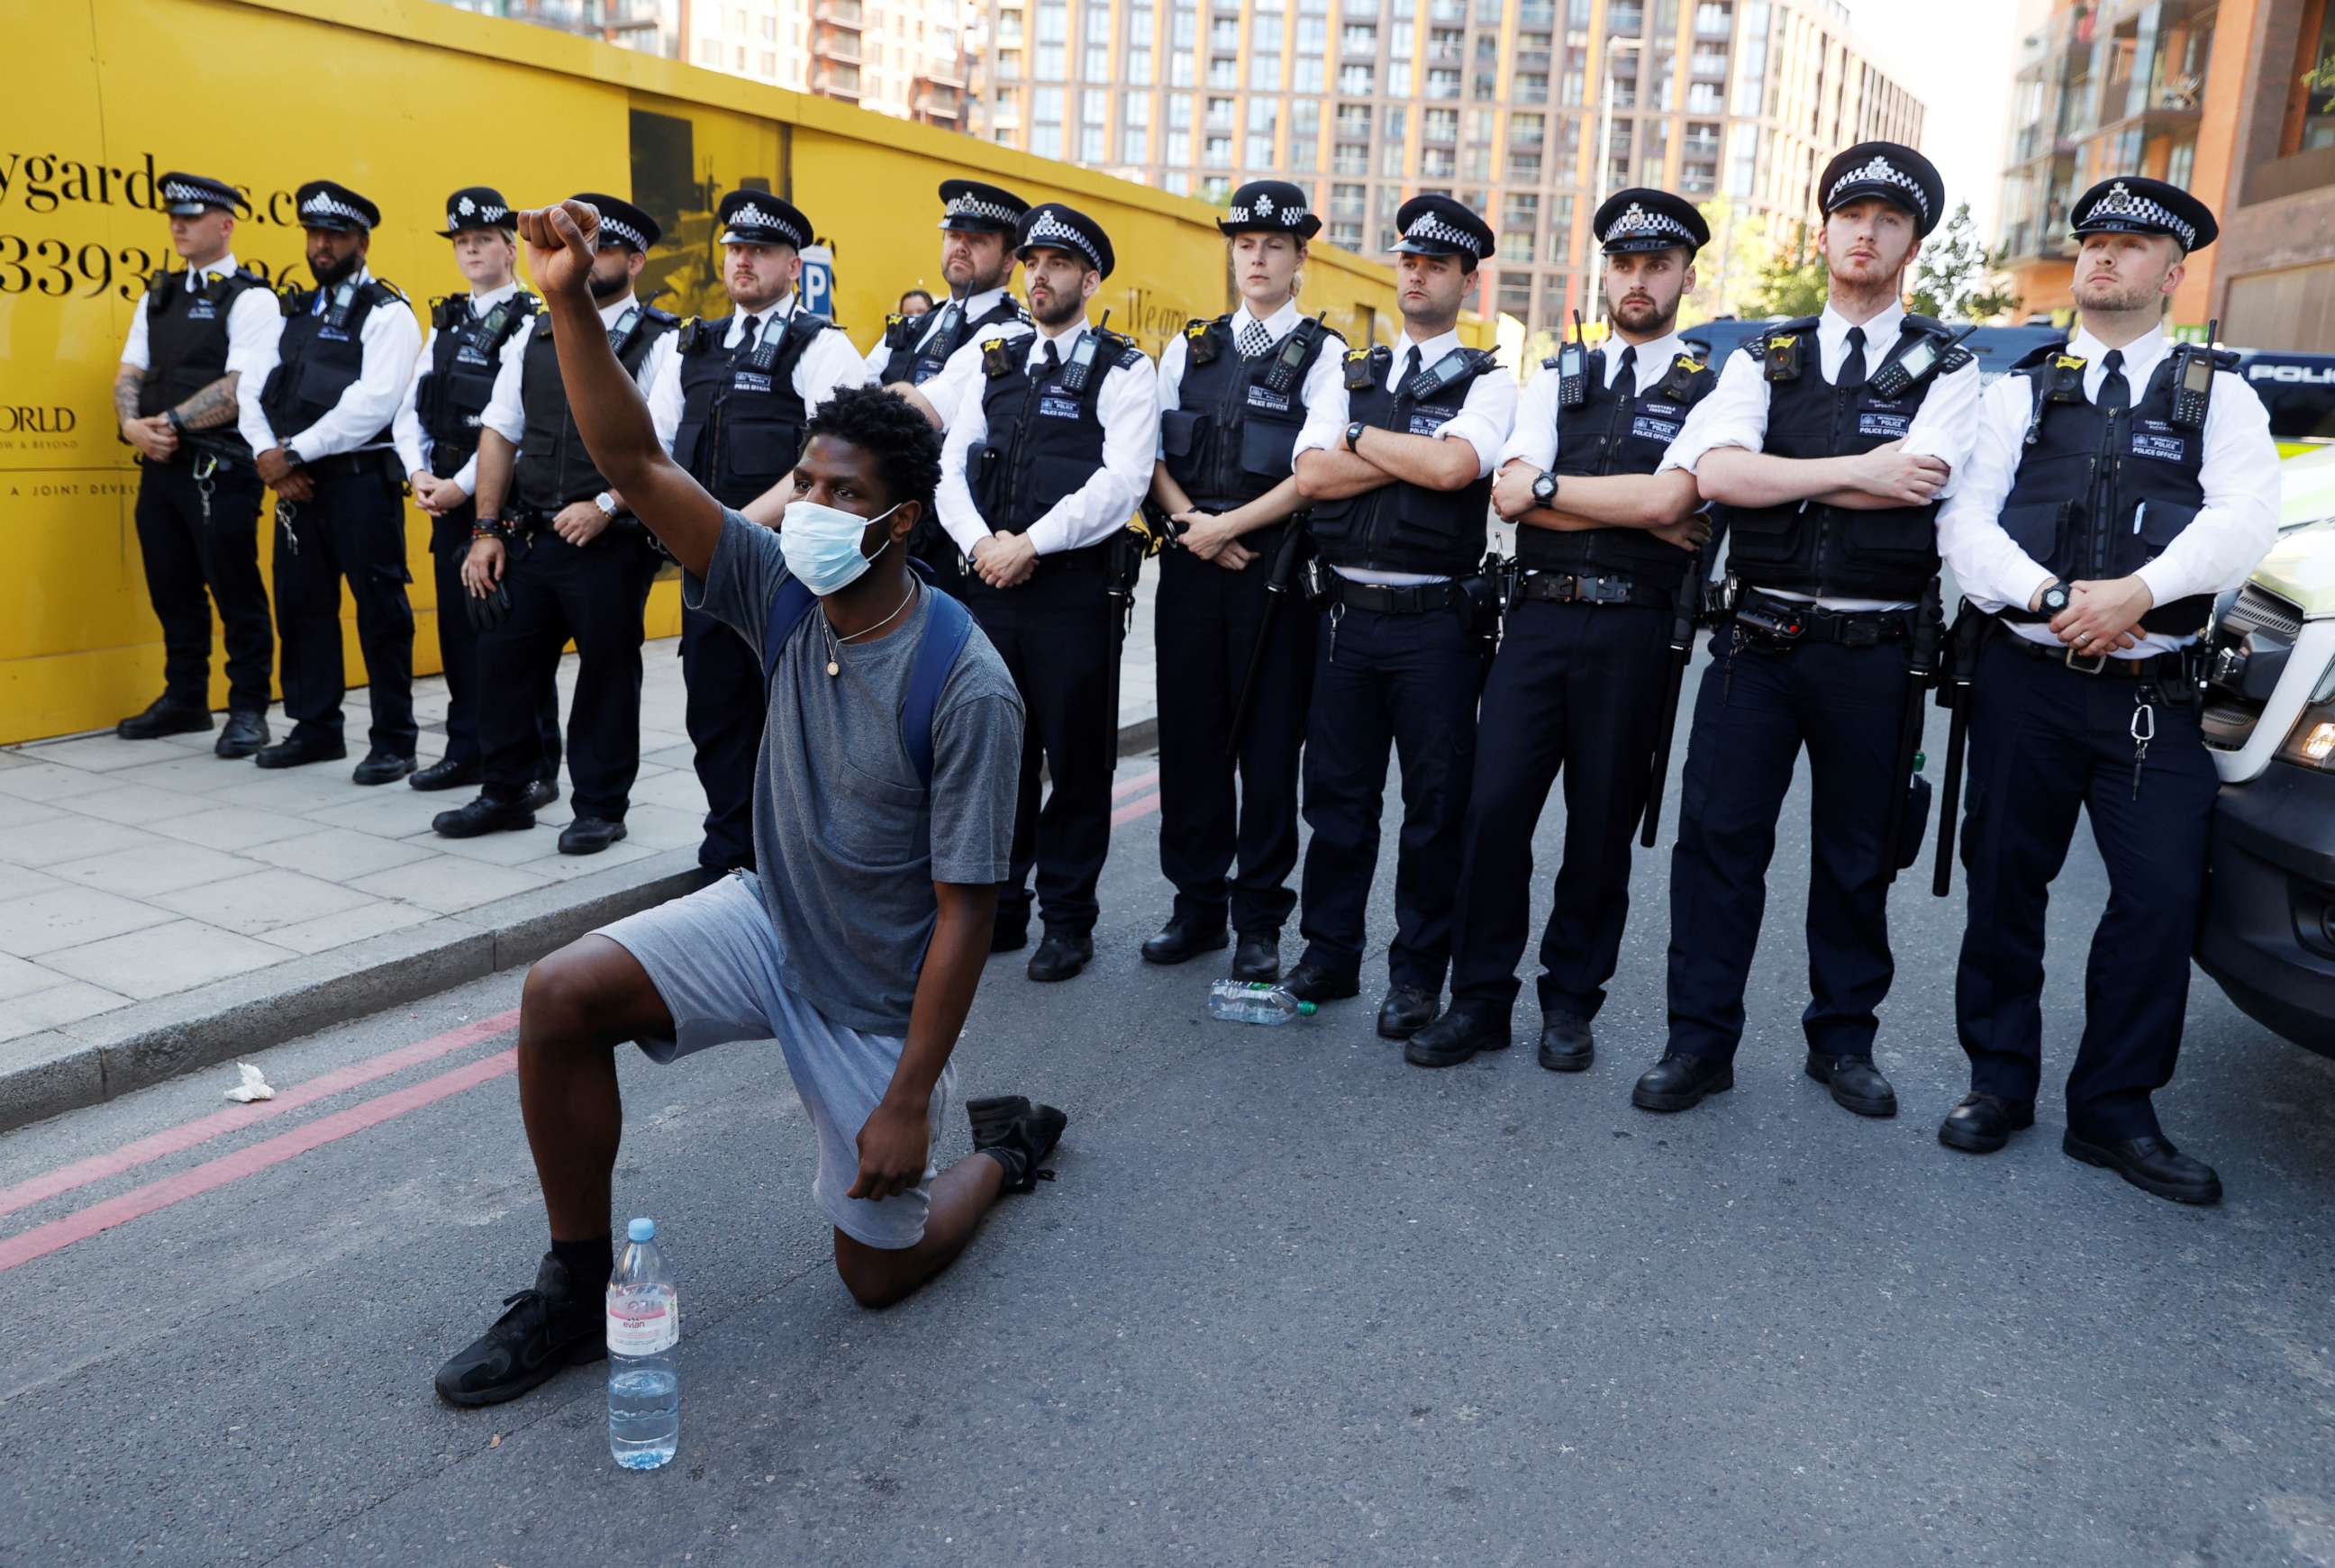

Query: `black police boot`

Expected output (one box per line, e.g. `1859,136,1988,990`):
559,817,628,856
1631,1052,1734,1112
1027,930,1094,983
968,1093,1069,1193
214,710,269,760
1376,985,1439,1041
1140,916,1229,966
1937,1092,2035,1154
990,910,1030,954
1231,932,1281,983
1804,1051,1898,1118
352,750,417,786
1283,959,1360,1005
409,757,479,792
2062,1129,2222,1205
1538,1013,1595,1073
254,731,348,770
1404,1002,1511,1068
432,1251,604,1408
525,776,560,812
116,695,213,740
433,794,536,838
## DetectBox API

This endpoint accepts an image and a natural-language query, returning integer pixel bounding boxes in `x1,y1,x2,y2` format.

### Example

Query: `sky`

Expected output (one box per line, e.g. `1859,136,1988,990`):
1843,0,2024,240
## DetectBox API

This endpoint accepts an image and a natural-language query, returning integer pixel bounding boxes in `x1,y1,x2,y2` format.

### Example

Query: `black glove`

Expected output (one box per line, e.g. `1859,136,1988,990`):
464,582,512,632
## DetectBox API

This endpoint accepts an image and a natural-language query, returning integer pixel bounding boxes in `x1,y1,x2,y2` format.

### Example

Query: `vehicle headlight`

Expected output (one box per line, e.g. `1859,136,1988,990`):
2277,661,2335,770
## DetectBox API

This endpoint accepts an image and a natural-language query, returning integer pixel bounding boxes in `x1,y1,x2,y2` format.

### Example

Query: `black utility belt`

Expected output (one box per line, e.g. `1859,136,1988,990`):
1519,570,1668,610
1324,575,1468,614
300,449,398,480
1731,590,1910,648
1993,625,2191,683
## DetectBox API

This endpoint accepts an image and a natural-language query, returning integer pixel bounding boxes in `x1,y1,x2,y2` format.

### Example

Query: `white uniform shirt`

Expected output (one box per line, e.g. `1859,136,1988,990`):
119,254,283,434
914,288,1031,431
1154,298,1348,466
934,317,1159,557
649,291,873,458
477,293,681,454
235,266,422,462
1658,300,1983,611
390,280,522,498
1937,323,2281,656
1499,327,1690,472
1291,325,1520,585
863,285,1014,382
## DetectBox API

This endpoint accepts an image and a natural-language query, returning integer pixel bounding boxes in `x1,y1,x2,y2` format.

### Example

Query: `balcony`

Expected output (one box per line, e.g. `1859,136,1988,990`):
1422,150,1458,177
815,0,862,26
1429,0,1467,22
917,56,967,88
1333,150,1369,174
814,26,862,63
1607,5,1644,33
1518,1,1555,23
816,67,862,99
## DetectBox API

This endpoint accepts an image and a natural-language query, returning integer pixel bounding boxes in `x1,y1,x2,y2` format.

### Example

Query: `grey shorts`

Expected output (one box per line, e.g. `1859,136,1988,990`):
592,871,952,1250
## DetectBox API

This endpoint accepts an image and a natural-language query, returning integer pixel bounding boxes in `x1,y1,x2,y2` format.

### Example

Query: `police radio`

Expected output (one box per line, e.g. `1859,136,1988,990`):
1404,348,1479,403
1557,310,1589,409
2168,319,2219,431
1261,312,1327,397
1867,324,1976,401
1058,308,1111,395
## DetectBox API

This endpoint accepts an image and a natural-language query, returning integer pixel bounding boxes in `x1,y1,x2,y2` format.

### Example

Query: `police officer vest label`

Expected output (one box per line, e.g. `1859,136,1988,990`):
259,276,406,453
418,292,537,472
1305,342,1498,578
968,327,1140,557
1160,314,1331,515
1521,346,1715,581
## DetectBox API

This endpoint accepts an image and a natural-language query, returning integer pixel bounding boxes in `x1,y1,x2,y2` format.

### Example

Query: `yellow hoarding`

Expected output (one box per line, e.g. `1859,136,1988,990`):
1,0,1413,744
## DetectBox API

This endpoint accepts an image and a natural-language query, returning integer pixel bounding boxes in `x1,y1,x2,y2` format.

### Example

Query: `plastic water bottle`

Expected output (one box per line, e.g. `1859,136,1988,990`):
606,1216,679,1470
1206,979,1317,1025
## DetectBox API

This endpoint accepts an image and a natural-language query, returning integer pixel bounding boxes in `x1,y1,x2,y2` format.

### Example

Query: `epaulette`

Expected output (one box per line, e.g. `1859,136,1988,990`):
362,277,408,308
640,304,680,330
2007,340,2068,374
1939,343,1976,374
1098,327,1144,368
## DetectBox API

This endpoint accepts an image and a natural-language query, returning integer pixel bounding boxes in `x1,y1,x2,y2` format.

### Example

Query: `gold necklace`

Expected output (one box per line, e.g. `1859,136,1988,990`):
822,578,920,677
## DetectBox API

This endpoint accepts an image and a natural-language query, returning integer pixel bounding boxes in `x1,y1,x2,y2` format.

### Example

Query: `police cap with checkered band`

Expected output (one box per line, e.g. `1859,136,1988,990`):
1015,201,1115,278
293,179,381,234
937,179,1030,235
2068,176,2217,254
573,192,662,253
1593,187,1710,256
717,189,812,249
1220,180,1322,240
1816,141,1945,238
437,186,514,239
158,172,249,218
1391,194,1494,266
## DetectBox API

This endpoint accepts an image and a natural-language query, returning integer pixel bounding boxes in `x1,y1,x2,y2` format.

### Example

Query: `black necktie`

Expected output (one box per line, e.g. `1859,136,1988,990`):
1839,326,1867,391
735,313,762,358
2098,349,2130,412
1040,338,1062,378
1613,344,1638,393
1400,344,1422,394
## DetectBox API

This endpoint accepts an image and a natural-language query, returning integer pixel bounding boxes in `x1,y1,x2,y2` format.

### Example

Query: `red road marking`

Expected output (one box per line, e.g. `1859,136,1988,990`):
0,1009,520,1220
0,1048,520,1274
1112,766,1160,802
1111,791,1162,828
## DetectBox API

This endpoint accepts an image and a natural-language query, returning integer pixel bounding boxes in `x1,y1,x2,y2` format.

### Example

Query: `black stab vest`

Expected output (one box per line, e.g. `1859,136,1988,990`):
668,308,840,509
1997,346,2226,635
1522,346,1715,579
874,294,1027,387
1719,313,1963,602
138,267,268,461
415,291,538,477
1305,343,1499,578
1160,314,1332,514
514,304,678,513
259,277,404,450
966,327,1142,576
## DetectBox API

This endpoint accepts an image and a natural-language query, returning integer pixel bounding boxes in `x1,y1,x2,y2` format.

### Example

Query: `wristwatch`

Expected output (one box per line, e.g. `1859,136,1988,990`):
165,409,188,436
2038,581,2071,615
282,445,306,469
1344,421,1367,453
595,491,620,519
1531,470,1560,507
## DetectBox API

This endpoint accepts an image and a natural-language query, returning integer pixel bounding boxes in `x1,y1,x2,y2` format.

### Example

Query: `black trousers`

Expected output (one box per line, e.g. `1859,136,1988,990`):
430,504,560,775
1296,599,1484,992
1665,629,1910,1062
964,564,1118,938
1954,638,2218,1140
680,602,765,874
272,458,416,755
477,527,654,821
1448,597,1671,1022
132,457,272,714
1153,538,1316,937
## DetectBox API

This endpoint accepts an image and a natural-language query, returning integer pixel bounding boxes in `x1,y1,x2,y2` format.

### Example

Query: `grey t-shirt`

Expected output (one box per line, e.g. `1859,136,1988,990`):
685,510,1024,1036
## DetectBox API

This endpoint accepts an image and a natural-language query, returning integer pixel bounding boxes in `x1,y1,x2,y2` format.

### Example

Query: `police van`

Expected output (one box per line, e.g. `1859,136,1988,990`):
2196,445,2335,1052
2235,350,2335,456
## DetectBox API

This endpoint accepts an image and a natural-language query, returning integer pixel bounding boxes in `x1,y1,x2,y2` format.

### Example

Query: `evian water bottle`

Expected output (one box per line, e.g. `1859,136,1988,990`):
606,1216,679,1469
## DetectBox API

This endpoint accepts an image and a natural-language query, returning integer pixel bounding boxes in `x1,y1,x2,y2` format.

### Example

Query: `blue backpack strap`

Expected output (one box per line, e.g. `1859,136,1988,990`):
760,575,819,689
901,570,972,790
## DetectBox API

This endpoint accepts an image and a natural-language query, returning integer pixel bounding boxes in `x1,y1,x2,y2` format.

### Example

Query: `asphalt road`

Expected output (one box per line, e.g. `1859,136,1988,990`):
5,655,2333,1568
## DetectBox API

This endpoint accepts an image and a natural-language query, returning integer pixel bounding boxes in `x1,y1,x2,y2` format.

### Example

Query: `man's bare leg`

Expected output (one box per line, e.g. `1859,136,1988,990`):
832,1155,1007,1309
515,936,677,1243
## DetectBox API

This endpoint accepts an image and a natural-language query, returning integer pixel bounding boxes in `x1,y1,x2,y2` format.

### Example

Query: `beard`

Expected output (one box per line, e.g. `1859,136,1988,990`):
1611,294,1676,334
588,267,633,303
1030,289,1086,330
309,249,362,287
2074,275,2157,313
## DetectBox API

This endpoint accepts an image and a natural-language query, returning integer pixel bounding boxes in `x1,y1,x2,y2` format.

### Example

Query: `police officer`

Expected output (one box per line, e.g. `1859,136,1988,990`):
1141,180,1343,984
1935,178,2278,1203
934,203,1158,982
1405,189,1714,1070
649,190,871,879
1285,195,1517,1036
394,186,561,802
241,179,423,780
435,193,681,855
1637,143,1982,1116
111,171,279,758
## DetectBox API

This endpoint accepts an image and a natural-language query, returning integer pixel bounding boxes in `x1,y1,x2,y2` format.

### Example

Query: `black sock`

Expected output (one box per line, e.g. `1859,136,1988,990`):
551,1235,614,1292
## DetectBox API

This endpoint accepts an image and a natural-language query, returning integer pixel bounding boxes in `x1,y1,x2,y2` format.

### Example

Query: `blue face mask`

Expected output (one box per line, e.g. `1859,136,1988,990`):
779,498,899,596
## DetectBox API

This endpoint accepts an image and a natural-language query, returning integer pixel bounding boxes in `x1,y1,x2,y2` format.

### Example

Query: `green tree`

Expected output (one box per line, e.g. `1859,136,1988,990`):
1909,201,2021,322
1750,244,1829,318
1682,197,1785,325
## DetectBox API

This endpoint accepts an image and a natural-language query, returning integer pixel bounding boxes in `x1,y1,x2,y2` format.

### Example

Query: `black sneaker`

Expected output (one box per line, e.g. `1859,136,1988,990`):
968,1094,1068,1194
432,1252,604,1408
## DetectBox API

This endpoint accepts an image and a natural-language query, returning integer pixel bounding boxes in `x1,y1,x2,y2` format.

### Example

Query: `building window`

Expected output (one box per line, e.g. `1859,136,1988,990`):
1203,176,1231,203
698,38,720,65
1166,170,1192,195
1205,135,1233,165
1167,129,1192,162
1247,133,1274,166
1340,63,1375,93
1036,44,1064,77
2284,0,2335,153
1212,15,1240,46
1170,93,1194,128
1498,277,1533,317
1291,100,1322,168
1295,56,1324,89
1082,124,1108,160
1210,57,1238,86
1251,54,1280,87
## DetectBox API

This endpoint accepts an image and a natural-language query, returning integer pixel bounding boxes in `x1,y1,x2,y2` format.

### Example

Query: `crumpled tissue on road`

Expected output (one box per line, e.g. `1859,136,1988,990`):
223,1063,276,1102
